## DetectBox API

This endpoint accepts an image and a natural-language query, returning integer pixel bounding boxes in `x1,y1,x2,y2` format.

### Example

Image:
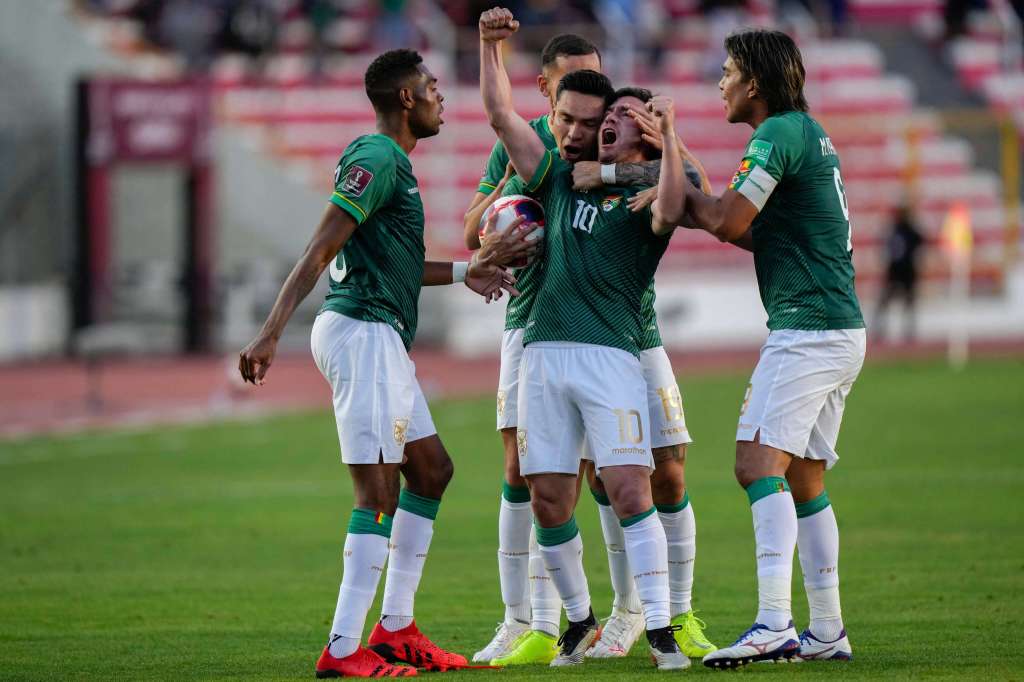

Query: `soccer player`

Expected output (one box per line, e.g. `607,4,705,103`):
237,49,537,678
463,34,601,667
479,7,692,670
465,35,715,665
647,29,865,668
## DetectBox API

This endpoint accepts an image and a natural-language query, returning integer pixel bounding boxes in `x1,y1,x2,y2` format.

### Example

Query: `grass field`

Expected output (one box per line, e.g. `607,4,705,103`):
2,357,1023,680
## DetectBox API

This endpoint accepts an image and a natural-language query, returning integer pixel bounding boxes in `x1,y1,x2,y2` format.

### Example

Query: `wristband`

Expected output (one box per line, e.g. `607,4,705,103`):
453,261,469,283
600,163,617,186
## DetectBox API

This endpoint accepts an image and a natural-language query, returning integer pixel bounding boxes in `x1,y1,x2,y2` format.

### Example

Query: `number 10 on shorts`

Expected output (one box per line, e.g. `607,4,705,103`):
614,409,644,444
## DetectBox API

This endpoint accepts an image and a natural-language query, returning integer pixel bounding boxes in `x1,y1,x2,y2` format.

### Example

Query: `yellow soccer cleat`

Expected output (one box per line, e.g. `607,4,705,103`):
490,630,558,666
672,611,718,658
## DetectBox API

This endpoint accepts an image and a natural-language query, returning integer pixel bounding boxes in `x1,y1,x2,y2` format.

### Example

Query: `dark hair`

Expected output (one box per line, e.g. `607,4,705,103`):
724,29,808,114
609,86,653,106
555,69,614,104
541,33,601,71
364,49,425,112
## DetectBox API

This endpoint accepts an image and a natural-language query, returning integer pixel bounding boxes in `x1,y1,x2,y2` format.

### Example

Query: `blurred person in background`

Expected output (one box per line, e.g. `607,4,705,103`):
872,205,926,344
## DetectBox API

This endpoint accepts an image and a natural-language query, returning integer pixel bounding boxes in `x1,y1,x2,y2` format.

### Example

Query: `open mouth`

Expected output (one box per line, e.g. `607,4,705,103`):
563,143,582,157
601,128,617,145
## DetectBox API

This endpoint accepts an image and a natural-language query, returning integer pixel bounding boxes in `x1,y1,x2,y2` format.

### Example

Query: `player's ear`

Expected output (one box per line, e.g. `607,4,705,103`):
537,74,550,99
747,78,759,100
398,86,416,110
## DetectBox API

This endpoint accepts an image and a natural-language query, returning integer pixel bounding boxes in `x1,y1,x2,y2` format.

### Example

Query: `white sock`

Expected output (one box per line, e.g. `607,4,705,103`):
328,522,390,658
529,527,560,637
621,509,671,630
749,477,797,630
498,494,532,624
537,519,591,623
797,497,844,641
381,495,438,629
658,498,696,618
596,497,641,613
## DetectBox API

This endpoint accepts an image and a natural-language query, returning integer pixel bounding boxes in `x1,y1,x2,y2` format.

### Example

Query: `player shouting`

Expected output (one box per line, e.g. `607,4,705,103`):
238,49,537,678
644,29,865,668
479,7,693,671
465,32,715,665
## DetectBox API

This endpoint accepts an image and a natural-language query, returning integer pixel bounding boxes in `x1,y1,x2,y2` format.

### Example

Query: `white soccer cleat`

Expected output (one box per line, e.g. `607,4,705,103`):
793,628,853,661
702,621,800,669
647,625,691,671
585,608,644,658
472,620,530,662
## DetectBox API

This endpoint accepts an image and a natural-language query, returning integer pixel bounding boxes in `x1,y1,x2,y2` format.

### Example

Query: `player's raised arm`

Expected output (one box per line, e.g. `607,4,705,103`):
479,7,546,181
650,96,686,235
238,204,358,385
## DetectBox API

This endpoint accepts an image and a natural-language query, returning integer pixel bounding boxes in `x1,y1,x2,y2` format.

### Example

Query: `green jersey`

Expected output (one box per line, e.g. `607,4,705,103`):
481,114,663,348
729,111,864,331
522,150,671,356
321,134,425,350
477,116,552,332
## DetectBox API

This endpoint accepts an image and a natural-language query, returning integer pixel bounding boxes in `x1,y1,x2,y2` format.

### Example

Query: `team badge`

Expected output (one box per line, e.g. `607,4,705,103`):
341,164,374,197
393,418,409,446
496,390,507,417
729,159,753,190
601,195,622,212
516,429,527,457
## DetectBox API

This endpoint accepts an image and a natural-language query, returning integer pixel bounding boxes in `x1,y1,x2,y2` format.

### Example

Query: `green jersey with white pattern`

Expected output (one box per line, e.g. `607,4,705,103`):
321,134,425,350
522,150,670,356
729,111,864,331
482,115,663,347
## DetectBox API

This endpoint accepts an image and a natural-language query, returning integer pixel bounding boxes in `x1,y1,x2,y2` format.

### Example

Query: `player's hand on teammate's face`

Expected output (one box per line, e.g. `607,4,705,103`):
479,7,519,42
466,260,519,302
238,334,277,385
627,106,664,151
627,186,658,213
571,162,604,190
477,214,540,266
647,96,676,135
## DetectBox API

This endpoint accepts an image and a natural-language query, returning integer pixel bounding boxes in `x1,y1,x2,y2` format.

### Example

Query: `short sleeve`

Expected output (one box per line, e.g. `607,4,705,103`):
524,149,566,201
478,140,511,196
728,117,801,212
502,175,527,197
330,137,396,224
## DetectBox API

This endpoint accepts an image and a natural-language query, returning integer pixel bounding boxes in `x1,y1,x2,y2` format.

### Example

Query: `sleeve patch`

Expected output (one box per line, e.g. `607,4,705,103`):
341,165,374,197
746,139,774,165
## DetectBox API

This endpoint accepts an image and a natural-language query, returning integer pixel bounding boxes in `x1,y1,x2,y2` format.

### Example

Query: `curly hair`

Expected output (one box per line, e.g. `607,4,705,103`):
364,48,424,112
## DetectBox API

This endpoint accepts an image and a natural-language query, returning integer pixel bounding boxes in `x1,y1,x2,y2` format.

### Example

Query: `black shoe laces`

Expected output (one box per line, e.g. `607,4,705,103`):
557,616,597,653
647,624,683,653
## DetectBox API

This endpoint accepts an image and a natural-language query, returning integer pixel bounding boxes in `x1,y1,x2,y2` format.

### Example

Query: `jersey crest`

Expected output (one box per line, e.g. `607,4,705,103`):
601,195,623,212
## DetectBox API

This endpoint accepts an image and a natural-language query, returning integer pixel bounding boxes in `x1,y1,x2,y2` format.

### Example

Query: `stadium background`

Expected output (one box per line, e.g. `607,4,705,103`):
1,1,1022,679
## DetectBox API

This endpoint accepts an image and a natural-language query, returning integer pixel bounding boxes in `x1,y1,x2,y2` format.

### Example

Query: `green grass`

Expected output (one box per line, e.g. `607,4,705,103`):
1,357,1023,680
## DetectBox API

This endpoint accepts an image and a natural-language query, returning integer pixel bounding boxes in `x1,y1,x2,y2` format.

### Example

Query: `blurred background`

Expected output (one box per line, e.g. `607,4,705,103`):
1,0,1022,436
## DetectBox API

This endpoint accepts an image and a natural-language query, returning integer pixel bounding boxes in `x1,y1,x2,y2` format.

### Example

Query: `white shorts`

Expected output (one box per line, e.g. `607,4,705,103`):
737,329,866,469
517,342,654,476
310,311,436,464
640,346,693,450
496,328,525,430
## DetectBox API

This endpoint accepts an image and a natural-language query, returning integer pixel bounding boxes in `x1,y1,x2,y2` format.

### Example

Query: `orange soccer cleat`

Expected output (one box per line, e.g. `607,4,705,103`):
368,620,469,672
315,644,418,678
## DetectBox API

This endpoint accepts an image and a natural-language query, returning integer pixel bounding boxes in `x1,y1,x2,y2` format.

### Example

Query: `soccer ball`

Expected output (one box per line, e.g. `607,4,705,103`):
479,194,545,268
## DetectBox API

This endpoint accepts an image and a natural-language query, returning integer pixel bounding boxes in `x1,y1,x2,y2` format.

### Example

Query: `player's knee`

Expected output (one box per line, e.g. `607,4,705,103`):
530,487,572,527
733,457,759,488
650,469,685,506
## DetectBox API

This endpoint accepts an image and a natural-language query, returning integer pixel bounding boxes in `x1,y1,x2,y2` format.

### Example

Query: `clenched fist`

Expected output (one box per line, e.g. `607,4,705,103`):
479,7,519,42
